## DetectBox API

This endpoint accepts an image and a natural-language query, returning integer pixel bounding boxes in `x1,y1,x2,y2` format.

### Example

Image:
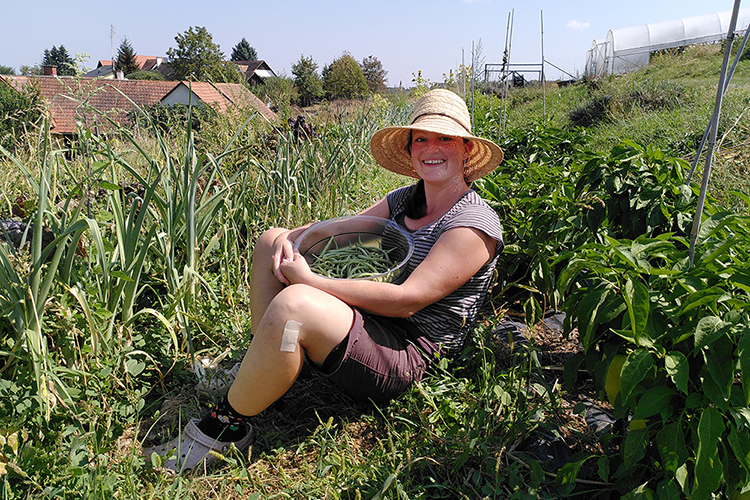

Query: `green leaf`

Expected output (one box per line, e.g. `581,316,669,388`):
109,270,134,282
704,334,733,403
633,386,674,420
623,278,650,345
657,478,682,500
556,455,593,494
692,407,725,500
620,350,654,405
98,181,123,191
623,427,649,469
678,288,726,318
524,295,543,330
665,351,689,394
597,456,610,482
728,424,750,474
577,283,611,347
125,359,145,376
563,352,585,390
738,332,750,405
656,422,688,474
693,316,732,353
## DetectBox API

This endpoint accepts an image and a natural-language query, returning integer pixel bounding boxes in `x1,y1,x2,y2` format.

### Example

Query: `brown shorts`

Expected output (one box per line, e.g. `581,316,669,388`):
321,308,439,404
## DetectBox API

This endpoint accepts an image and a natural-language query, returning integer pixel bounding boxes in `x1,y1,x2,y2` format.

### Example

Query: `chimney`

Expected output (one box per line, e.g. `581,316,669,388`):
116,70,124,80
155,57,162,68
42,65,57,76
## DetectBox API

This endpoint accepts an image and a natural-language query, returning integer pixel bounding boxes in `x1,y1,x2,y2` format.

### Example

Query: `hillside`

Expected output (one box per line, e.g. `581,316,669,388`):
485,43,750,211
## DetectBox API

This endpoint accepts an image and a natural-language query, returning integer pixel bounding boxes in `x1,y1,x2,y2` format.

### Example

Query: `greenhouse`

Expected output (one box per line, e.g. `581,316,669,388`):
585,8,750,78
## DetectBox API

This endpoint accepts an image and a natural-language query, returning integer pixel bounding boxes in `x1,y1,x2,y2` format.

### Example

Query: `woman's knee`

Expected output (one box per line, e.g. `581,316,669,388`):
266,285,353,349
269,284,321,319
255,227,287,254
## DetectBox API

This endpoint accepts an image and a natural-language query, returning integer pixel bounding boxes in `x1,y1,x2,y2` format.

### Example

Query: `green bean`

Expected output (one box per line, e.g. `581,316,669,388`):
309,236,396,279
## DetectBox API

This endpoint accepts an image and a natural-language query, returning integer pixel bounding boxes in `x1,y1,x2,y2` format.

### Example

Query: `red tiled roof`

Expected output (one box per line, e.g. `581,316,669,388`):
183,82,229,113
2,76,178,135
97,55,163,71
1,76,278,135
162,82,277,122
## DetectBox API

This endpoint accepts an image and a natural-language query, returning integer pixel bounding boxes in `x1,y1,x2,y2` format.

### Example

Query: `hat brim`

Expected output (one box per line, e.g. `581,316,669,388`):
370,123,504,182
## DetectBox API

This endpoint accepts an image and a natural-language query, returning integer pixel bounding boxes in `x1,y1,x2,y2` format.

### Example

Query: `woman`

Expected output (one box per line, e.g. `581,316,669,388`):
145,89,505,473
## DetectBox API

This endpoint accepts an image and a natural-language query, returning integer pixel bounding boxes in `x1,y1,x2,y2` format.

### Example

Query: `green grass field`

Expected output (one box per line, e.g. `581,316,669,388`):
1,41,750,499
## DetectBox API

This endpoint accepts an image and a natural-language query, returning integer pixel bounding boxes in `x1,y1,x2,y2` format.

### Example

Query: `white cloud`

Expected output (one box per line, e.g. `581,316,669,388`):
566,20,590,30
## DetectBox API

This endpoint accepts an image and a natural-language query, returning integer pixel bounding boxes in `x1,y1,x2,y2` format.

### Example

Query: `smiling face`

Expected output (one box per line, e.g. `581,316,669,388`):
409,130,471,185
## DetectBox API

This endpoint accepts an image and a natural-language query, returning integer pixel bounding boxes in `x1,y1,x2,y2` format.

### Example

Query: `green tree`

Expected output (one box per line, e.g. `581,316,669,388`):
115,37,140,76
322,53,368,100
251,75,297,119
126,70,165,81
20,65,40,76
361,55,388,93
166,26,238,82
0,80,42,149
0,65,14,75
292,55,324,107
231,38,258,61
41,45,76,76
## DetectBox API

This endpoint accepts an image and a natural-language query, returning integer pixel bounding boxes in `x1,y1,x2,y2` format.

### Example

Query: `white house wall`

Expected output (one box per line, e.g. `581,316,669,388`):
161,85,201,106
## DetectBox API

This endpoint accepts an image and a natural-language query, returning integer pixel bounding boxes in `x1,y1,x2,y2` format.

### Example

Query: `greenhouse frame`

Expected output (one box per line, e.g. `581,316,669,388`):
585,8,750,78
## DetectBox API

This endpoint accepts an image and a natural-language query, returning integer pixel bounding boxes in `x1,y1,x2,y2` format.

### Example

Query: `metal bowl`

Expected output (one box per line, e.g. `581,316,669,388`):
293,215,414,283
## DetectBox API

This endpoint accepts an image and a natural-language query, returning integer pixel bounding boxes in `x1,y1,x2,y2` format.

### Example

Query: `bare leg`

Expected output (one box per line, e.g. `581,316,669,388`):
228,283,354,416
248,228,289,336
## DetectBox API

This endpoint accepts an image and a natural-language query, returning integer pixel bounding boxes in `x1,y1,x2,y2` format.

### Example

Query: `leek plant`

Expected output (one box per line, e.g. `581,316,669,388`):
0,121,88,417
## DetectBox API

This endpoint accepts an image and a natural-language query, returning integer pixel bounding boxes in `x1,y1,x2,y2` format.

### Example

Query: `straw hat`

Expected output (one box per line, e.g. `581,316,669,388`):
370,89,504,182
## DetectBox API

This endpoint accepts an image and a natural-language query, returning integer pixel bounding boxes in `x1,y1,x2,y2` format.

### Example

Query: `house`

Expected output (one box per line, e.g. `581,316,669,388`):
231,60,276,86
87,57,276,86
160,81,276,120
85,55,172,79
0,73,277,137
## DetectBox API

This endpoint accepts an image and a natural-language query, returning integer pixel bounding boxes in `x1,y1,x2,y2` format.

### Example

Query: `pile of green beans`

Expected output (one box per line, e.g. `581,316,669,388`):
309,236,396,280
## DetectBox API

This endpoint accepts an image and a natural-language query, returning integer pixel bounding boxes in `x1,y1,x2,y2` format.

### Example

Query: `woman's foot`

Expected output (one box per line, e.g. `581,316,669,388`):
143,418,253,473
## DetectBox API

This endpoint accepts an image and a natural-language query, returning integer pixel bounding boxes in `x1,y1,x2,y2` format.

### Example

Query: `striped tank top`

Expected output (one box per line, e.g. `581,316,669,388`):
387,185,504,356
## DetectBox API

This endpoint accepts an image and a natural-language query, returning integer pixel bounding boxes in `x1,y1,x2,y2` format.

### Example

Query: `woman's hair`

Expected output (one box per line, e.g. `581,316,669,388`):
402,131,471,219
404,179,427,219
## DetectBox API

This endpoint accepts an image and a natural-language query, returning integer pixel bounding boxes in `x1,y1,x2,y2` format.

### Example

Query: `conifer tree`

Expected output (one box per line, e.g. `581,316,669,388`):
41,45,76,76
231,38,258,62
115,37,140,76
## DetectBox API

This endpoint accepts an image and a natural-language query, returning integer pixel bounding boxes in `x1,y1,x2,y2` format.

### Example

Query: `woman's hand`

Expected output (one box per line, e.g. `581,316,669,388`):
278,251,315,285
271,232,296,285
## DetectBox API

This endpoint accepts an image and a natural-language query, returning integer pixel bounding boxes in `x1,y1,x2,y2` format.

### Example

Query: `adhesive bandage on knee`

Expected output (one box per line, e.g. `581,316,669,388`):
280,320,302,352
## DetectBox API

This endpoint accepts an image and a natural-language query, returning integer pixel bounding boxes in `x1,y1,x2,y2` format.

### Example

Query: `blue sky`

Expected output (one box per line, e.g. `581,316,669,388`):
1,0,738,86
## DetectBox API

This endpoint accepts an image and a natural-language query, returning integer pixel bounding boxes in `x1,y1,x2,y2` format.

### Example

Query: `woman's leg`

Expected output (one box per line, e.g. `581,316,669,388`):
248,227,289,335
228,283,354,416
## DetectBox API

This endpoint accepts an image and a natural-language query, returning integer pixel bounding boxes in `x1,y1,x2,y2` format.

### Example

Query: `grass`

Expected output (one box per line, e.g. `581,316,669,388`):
0,43,749,499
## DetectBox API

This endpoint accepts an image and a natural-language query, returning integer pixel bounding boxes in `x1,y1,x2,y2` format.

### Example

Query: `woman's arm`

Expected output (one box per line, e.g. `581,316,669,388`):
272,196,391,285
279,226,496,317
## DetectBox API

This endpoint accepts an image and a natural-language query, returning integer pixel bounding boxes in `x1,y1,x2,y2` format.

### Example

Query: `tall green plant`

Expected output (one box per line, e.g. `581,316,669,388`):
0,123,87,417
558,214,750,498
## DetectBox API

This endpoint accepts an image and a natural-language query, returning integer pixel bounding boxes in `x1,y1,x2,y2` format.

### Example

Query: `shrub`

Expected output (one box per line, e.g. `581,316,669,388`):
0,79,42,149
126,70,165,81
567,94,611,127
322,53,369,100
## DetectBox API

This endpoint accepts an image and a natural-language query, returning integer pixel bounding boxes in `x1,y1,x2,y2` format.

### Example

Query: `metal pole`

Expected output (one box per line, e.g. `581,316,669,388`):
687,19,750,183
471,41,476,127
541,10,546,120
689,0,741,265
501,10,514,137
